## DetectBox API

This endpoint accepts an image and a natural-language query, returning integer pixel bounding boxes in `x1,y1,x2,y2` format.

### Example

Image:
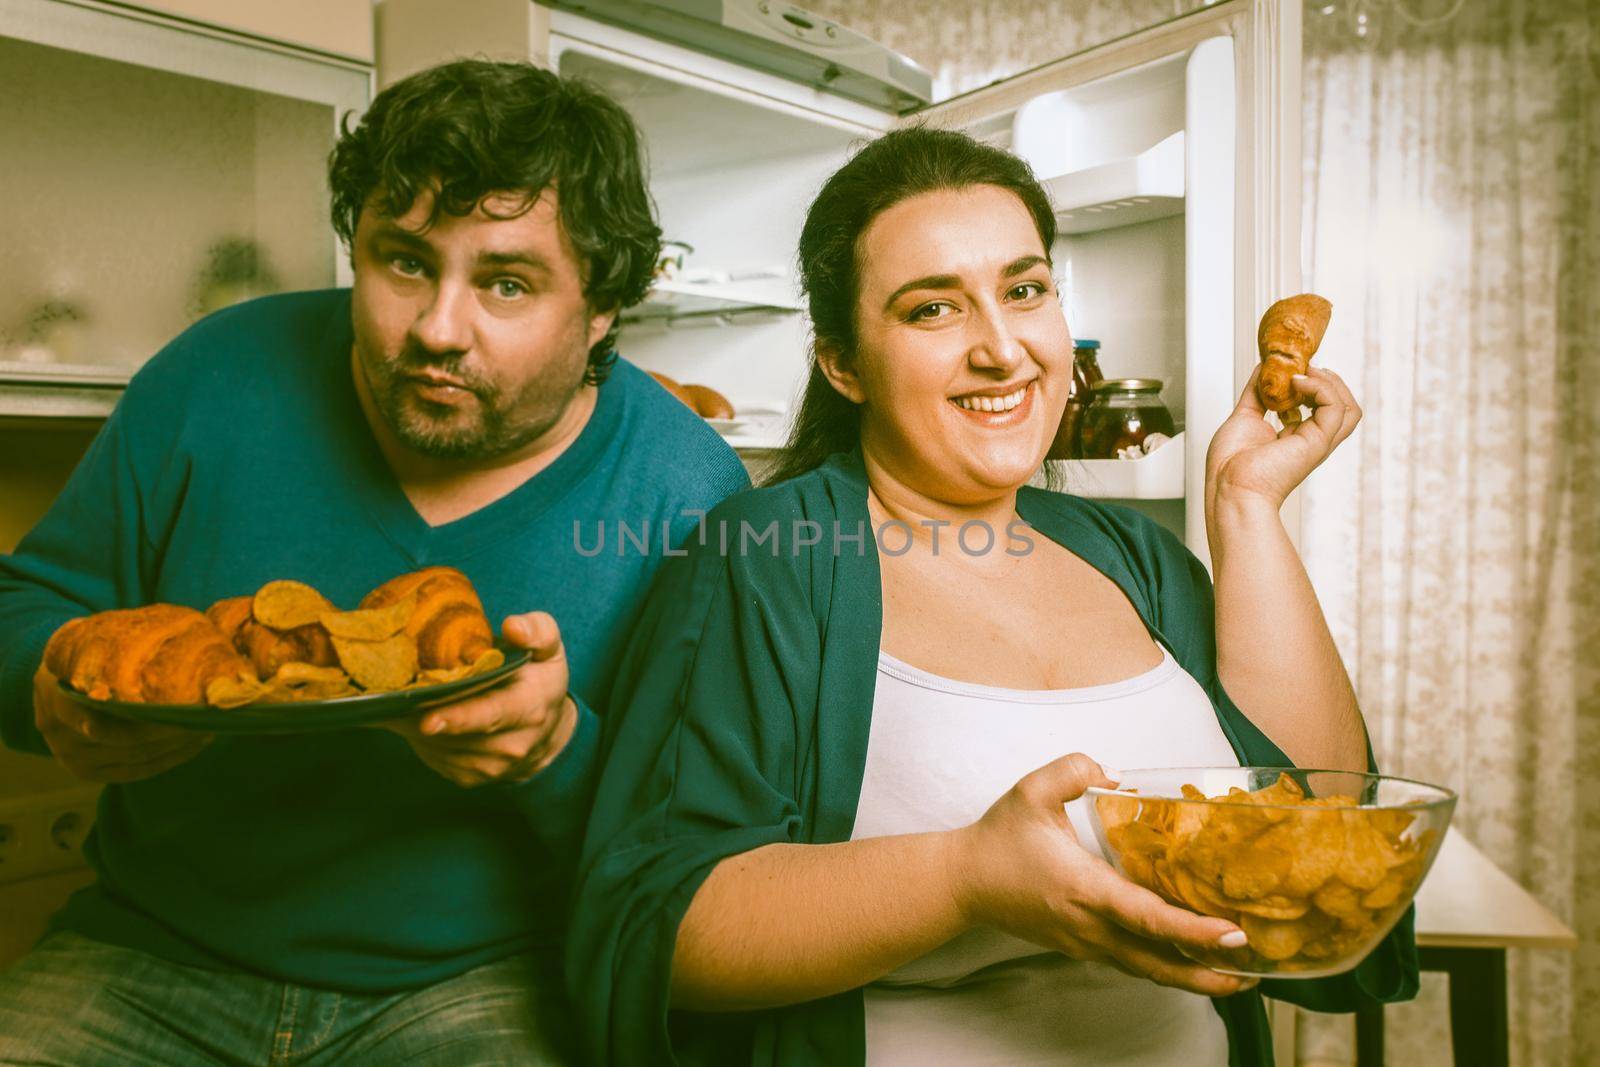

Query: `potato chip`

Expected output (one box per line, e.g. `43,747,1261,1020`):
1218,841,1291,901
270,663,349,686
413,664,476,687
470,647,505,674
332,633,418,692
319,594,417,642
1119,846,1157,888
1172,864,1238,919
1233,893,1310,920
1335,818,1395,891
206,674,267,709
1367,808,1419,838
1151,857,1184,903
1240,913,1312,961
1260,773,1306,802
1359,875,1403,911
1277,813,1345,897
253,580,335,631
257,660,358,703
1112,820,1168,857
296,679,359,701
1311,879,1369,923
1172,800,1208,842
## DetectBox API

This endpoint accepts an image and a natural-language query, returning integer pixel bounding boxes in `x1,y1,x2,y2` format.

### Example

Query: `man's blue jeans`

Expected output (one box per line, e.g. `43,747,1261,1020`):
0,931,579,1065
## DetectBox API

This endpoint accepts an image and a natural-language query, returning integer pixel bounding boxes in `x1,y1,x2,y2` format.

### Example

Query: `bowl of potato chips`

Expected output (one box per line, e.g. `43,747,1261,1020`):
1087,767,1454,978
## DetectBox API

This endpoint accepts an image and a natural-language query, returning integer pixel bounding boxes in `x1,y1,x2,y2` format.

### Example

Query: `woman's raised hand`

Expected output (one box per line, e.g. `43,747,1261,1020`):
946,752,1256,997
1205,364,1362,517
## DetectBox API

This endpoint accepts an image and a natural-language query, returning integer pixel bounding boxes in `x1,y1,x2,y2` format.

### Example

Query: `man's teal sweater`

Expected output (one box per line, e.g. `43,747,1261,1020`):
0,289,749,993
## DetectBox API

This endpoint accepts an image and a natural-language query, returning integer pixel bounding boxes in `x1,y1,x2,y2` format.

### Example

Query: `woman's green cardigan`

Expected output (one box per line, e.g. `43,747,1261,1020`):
567,450,1418,1066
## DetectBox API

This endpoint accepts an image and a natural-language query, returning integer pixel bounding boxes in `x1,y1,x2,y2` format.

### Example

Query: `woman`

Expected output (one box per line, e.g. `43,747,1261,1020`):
567,127,1416,1066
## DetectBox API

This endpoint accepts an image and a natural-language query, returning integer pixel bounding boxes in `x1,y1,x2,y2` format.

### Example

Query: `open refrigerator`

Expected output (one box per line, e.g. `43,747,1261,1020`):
545,0,1301,562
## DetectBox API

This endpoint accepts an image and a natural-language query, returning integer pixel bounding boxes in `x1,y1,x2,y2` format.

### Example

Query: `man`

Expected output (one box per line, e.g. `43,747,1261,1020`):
0,59,747,1064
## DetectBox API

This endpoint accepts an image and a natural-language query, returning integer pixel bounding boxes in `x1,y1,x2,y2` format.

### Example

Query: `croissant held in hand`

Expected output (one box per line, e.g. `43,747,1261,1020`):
359,566,494,670
1255,294,1333,426
45,604,257,705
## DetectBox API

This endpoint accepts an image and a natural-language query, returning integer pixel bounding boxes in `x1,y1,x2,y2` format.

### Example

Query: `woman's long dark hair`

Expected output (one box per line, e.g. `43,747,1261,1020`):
762,126,1057,486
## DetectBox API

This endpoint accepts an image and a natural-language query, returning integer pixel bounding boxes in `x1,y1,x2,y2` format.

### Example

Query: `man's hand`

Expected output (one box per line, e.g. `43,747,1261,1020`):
33,665,214,783
377,612,577,788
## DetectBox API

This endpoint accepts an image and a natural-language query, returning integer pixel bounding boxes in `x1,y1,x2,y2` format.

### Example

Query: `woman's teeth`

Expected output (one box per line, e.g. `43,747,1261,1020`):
953,384,1029,413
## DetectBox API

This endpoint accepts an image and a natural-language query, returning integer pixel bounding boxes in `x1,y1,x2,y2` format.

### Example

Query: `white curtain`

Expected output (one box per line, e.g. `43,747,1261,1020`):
1297,0,1599,1064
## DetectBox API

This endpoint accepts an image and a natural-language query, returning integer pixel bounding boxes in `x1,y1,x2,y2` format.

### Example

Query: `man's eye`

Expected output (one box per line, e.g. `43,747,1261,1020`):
1009,282,1047,301
390,255,424,276
492,279,527,299
909,302,954,322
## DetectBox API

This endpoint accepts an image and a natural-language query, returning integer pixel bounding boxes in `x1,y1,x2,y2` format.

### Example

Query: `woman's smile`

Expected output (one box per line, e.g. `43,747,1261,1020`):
949,379,1038,426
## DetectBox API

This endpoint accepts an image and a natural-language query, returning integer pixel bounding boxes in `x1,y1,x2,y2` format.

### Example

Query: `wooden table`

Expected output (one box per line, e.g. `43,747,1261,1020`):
1353,832,1577,1067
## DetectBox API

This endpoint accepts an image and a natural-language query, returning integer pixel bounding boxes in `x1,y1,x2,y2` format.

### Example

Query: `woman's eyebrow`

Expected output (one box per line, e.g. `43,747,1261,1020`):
1002,254,1051,278
883,274,960,310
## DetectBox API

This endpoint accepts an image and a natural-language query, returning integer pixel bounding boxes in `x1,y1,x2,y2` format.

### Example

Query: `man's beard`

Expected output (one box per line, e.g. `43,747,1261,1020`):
364,343,577,461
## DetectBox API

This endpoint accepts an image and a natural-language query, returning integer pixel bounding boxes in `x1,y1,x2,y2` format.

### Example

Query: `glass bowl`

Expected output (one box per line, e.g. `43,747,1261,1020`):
1086,767,1455,979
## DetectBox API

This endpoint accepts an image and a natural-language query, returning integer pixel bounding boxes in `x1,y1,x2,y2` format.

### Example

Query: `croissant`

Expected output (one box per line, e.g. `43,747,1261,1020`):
360,566,493,669
205,595,338,679
1256,294,1333,425
44,604,256,704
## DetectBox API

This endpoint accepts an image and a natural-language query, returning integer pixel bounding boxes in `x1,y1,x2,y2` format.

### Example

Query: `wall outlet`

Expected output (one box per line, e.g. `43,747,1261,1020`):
0,787,100,884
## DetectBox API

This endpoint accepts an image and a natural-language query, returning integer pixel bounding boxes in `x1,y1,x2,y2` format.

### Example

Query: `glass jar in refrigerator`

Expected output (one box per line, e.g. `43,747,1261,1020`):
1046,338,1104,459
1079,379,1177,460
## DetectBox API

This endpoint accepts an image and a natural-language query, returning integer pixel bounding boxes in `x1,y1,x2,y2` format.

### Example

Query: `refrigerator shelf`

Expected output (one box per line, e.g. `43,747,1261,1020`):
0,382,121,420
722,429,787,451
1044,431,1186,500
709,410,789,451
1044,131,1185,235
0,362,134,387
625,279,802,323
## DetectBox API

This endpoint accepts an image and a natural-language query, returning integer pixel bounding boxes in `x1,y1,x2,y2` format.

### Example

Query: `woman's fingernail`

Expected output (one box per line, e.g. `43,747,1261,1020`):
423,718,444,735
1099,766,1124,781
1218,930,1249,949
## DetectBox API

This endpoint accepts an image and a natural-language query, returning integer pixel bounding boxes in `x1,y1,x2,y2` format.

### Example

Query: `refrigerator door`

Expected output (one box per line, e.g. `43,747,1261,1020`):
897,0,1301,561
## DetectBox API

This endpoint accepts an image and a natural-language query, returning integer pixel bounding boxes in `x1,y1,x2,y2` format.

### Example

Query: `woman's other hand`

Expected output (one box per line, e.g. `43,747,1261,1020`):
947,752,1255,998
1205,365,1362,519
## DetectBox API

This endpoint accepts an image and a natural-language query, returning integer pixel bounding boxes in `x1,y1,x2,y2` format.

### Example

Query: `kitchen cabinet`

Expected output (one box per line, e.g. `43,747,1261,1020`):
0,0,370,419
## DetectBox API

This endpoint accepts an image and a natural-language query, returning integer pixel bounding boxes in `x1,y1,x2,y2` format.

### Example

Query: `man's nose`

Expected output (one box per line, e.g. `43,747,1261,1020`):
410,282,472,354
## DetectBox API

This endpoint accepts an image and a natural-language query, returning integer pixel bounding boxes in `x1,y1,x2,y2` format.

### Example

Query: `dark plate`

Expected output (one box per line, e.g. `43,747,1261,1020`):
58,642,531,734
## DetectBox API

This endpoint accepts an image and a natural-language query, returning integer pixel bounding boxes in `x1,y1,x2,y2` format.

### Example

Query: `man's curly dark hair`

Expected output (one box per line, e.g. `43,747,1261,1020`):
328,59,661,386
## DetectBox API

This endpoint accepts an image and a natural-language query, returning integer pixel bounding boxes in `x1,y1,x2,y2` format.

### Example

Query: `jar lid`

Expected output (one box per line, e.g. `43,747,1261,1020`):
1091,377,1163,392
1073,338,1100,350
